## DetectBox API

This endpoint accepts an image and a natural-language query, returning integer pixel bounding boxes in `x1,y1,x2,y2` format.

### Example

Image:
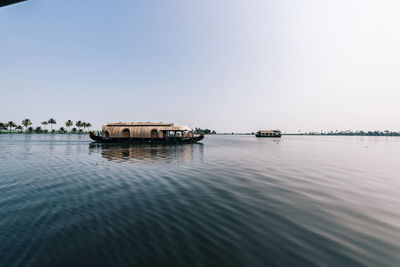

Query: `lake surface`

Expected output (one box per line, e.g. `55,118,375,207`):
0,134,399,267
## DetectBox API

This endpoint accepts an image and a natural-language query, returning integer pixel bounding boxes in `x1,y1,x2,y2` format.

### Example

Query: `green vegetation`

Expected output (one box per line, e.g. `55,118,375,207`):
6,121,17,133
41,121,48,130
83,122,91,131
48,118,56,131
194,128,216,134
0,118,92,134
22,119,32,131
76,120,83,131
289,130,400,136
65,120,73,132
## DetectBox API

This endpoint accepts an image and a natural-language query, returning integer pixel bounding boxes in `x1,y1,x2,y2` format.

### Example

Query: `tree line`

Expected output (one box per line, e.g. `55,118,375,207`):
194,128,216,134
297,130,400,136
0,119,92,134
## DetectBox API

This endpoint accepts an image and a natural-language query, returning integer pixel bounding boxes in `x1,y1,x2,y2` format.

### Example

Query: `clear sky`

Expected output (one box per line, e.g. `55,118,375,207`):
1,0,400,132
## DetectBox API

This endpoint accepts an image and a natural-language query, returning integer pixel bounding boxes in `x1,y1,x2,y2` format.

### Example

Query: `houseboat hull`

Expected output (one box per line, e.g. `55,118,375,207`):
89,131,204,143
255,134,281,138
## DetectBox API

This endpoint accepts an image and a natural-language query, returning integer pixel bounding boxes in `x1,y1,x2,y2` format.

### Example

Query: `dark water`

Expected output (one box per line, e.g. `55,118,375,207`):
0,134,399,267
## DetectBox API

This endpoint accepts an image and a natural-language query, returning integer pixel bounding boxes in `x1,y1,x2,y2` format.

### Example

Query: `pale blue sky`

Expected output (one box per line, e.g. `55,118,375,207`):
1,0,400,132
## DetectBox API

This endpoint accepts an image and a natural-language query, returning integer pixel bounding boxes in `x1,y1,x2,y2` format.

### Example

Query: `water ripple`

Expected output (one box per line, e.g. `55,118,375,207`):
0,134,399,266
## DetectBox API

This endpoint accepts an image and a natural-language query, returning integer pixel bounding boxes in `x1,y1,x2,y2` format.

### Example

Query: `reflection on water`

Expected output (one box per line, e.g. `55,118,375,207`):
89,142,204,164
0,134,399,267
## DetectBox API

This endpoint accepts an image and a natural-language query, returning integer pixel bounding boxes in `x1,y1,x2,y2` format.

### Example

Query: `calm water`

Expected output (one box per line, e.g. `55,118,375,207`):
0,134,399,267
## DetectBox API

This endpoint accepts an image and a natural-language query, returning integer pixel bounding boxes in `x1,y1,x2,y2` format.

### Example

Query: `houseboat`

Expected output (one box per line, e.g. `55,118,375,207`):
89,122,204,143
255,130,282,138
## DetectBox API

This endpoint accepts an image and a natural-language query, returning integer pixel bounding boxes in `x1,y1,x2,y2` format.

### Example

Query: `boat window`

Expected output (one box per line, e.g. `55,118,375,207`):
151,129,159,138
122,128,130,138
105,131,110,138
176,131,182,137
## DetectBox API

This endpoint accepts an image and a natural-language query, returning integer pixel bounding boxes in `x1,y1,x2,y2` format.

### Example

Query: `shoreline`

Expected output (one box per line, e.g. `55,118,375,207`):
2,132,400,137
284,133,400,137
0,131,88,134
216,133,400,137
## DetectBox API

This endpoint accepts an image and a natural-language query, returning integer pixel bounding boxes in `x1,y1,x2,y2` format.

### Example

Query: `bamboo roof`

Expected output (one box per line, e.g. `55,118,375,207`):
107,122,174,127
159,126,190,131
258,130,281,132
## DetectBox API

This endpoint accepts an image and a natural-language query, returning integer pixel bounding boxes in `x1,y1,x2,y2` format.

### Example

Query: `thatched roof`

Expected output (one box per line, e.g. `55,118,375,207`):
159,126,190,131
102,122,192,138
258,130,281,133
107,122,174,127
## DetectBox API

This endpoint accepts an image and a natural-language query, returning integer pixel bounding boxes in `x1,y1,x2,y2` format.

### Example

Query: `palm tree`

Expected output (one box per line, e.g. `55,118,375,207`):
7,121,16,133
76,120,82,131
65,120,73,132
85,122,91,131
27,127,34,133
0,122,6,130
16,125,23,132
82,122,91,132
41,121,48,130
48,118,56,132
21,119,32,132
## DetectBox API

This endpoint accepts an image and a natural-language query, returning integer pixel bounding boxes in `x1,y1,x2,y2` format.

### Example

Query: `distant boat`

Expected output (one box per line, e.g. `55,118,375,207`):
89,122,204,143
255,130,282,138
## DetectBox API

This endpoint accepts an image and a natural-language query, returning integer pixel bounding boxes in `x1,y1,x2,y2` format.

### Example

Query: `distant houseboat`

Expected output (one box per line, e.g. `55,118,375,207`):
89,122,204,143
255,130,282,138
